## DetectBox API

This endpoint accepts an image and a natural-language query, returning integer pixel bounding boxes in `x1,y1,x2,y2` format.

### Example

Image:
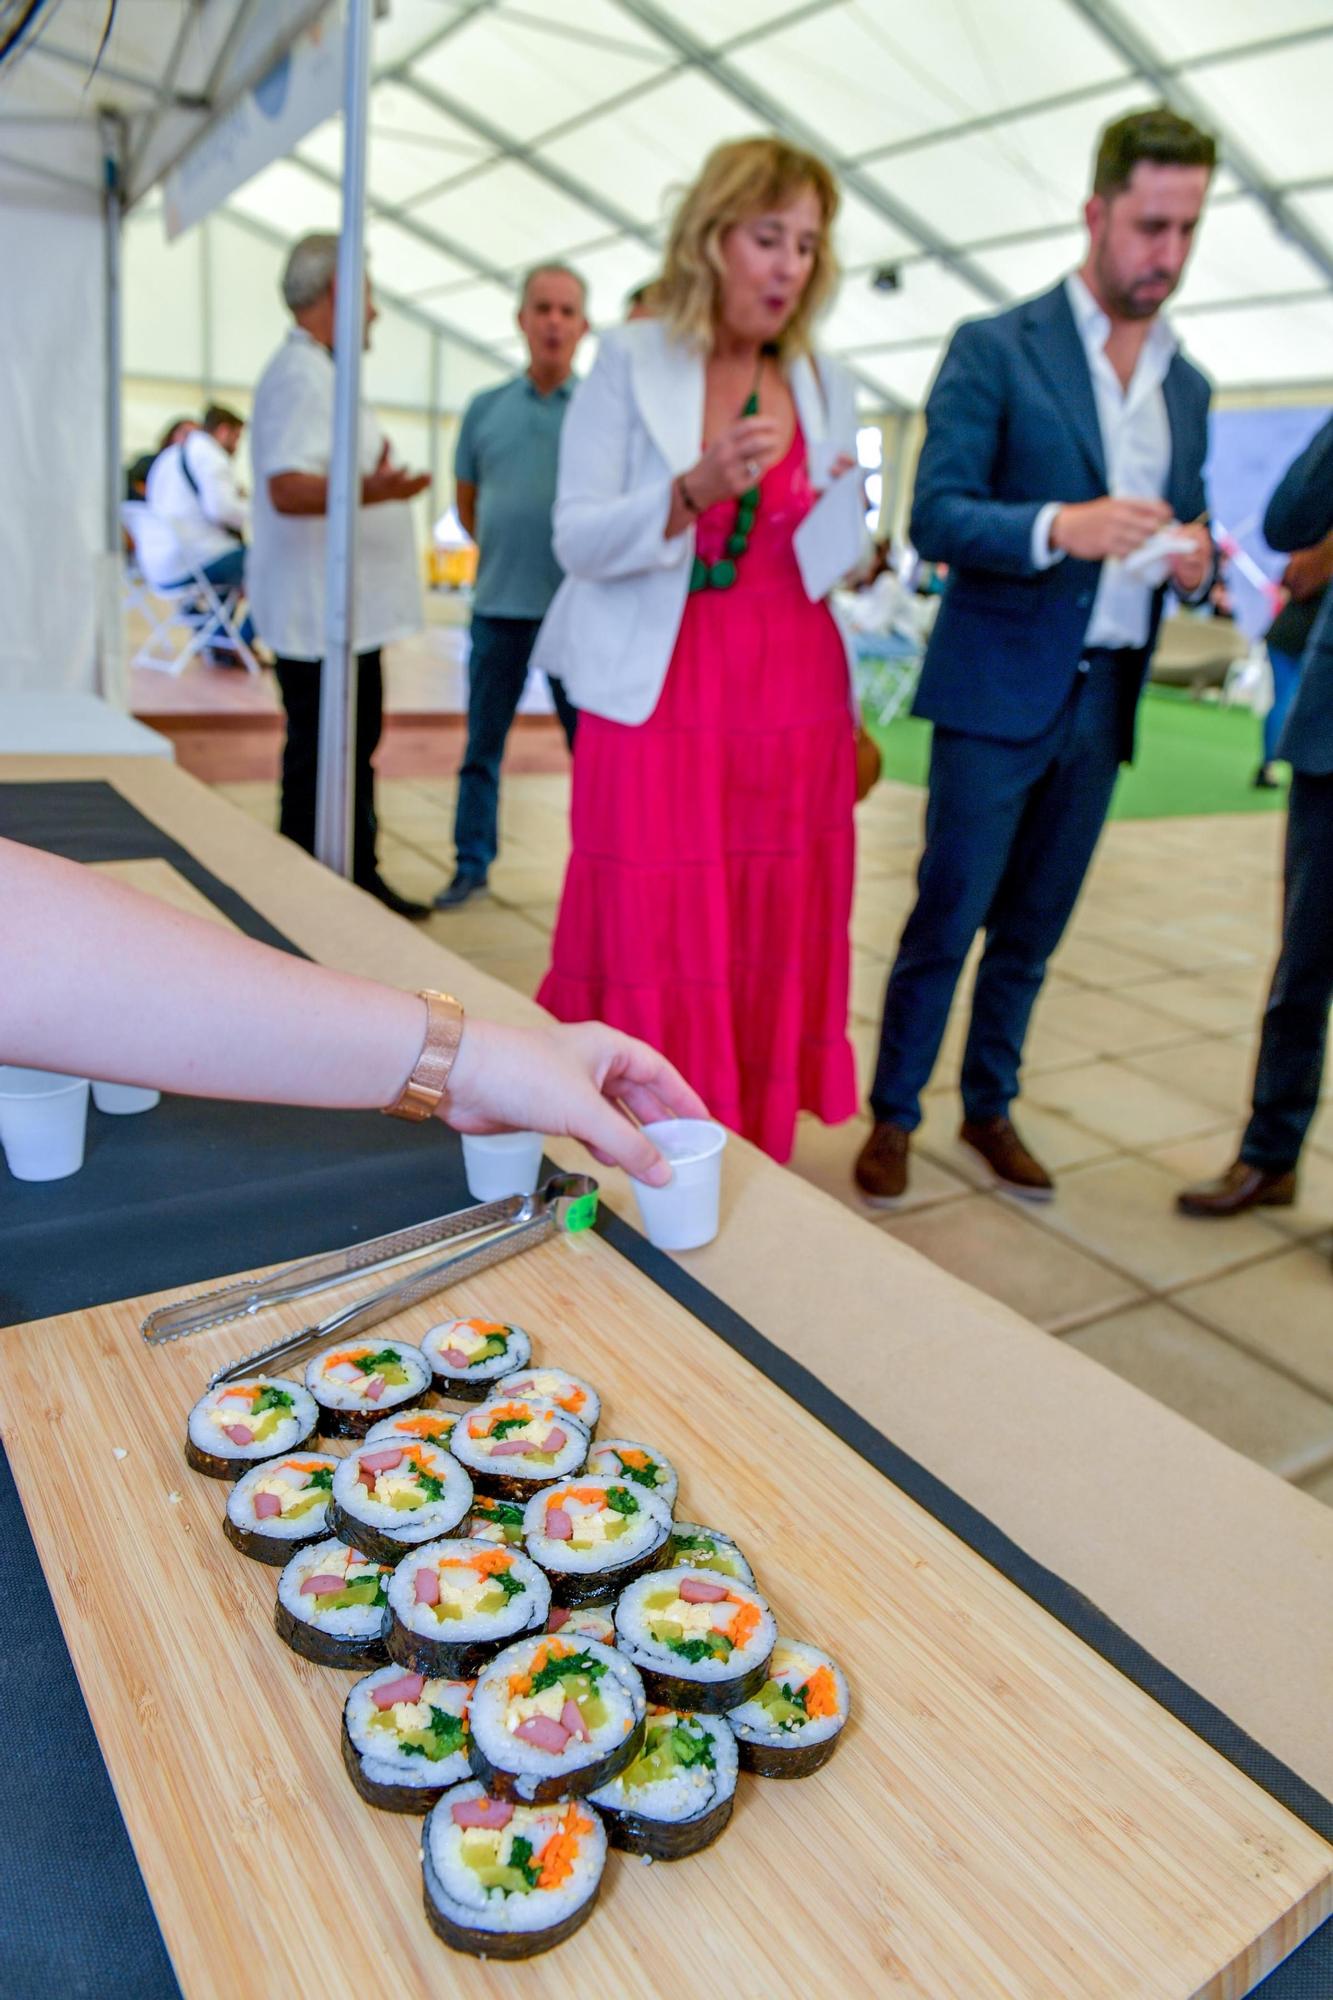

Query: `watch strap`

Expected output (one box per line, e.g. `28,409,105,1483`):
381,989,464,1122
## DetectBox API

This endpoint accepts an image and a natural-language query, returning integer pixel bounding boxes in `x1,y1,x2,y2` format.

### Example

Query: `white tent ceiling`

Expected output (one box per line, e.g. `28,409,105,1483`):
3,0,1333,409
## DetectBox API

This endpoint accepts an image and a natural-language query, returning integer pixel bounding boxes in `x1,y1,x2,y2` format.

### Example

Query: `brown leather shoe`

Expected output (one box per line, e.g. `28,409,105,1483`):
1176,1159,1296,1217
854,1121,910,1205
959,1116,1054,1201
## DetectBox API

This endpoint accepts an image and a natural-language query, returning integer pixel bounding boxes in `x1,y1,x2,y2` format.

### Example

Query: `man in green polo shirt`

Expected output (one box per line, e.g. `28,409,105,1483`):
437,263,589,910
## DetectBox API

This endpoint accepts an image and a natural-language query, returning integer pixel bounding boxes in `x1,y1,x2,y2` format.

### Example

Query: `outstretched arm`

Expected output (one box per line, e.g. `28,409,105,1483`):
1264,414,1333,554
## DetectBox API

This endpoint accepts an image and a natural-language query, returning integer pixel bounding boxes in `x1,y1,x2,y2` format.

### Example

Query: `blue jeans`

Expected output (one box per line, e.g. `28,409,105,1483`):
165,545,255,646
870,655,1124,1129
1241,772,1333,1171
1264,645,1303,764
453,613,576,877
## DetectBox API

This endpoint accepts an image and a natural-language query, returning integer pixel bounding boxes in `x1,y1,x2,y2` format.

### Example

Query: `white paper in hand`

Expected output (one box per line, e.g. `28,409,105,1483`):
1119,526,1196,588
793,468,869,603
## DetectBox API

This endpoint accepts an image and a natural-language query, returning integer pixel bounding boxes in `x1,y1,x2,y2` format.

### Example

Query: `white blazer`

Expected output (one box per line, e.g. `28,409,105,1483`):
532,318,863,726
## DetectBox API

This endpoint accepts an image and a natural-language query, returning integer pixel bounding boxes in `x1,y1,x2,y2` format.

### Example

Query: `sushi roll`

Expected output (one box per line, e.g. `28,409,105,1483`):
421,1319,531,1402
304,1339,433,1440
468,1634,646,1803
465,1493,528,1547
589,1708,737,1860
385,1538,550,1678
495,1366,600,1436
450,1396,588,1501
615,1568,776,1715
223,1453,337,1563
523,1476,672,1609
364,1407,458,1450
185,1376,318,1479
726,1640,850,1778
328,1438,473,1564
586,1438,678,1512
423,1783,605,1960
668,1522,755,1587
547,1603,616,1646
274,1538,392,1669
342,1665,473,1812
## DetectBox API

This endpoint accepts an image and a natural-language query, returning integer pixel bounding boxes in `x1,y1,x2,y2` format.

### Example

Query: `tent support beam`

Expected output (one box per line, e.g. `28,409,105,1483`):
100,111,125,560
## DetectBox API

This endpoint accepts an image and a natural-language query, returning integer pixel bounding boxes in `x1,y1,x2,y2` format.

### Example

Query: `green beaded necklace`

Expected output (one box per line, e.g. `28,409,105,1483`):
689,350,769,594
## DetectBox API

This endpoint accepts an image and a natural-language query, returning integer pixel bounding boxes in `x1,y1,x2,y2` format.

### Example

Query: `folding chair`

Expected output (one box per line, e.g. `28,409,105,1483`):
853,631,923,728
121,502,260,676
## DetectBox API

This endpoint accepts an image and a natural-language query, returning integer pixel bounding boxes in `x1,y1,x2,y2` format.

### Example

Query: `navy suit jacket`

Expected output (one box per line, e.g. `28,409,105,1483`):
1264,413,1333,776
909,281,1213,759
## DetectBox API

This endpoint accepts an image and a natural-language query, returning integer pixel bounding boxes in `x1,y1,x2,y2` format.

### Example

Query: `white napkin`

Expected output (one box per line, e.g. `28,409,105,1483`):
1119,526,1198,588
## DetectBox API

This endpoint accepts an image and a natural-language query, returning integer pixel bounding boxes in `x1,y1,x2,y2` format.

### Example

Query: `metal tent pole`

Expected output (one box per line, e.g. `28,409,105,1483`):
315,0,374,880
100,112,124,562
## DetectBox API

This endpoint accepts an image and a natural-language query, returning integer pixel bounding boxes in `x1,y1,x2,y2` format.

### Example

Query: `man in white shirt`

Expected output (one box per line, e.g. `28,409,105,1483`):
249,233,432,920
137,407,255,649
857,107,1217,1204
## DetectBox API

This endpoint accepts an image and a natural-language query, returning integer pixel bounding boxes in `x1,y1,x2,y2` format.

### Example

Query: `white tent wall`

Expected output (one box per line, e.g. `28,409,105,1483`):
0,174,107,696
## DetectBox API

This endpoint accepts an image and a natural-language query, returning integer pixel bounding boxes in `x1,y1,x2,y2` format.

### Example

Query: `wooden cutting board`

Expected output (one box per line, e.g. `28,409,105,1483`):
2,1223,1329,2000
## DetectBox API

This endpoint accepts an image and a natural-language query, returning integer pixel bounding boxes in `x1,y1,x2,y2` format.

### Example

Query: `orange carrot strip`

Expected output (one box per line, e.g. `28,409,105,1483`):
729,1602,761,1651
804,1665,839,1719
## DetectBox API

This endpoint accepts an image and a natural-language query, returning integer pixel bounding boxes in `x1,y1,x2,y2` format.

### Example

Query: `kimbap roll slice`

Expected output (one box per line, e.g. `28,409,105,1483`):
466,1493,527,1546
364,1407,458,1450
385,1538,550,1677
523,1476,672,1608
185,1376,318,1479
421,1318,531,1401
468,1634,646,1803
668,1522,755,1586
224,1453,337,1563
548,1603,616,1646
495,1366,600,1436
450,1397,588,1500
275,1538,392,1669
589,1708,737,1859
423,1783,605,1960
342,1665,473,1812
328,1439,473,1563
586,1437,678,1512
304,1339,433,1440
615,1568,776,1715
726,1639,850,1778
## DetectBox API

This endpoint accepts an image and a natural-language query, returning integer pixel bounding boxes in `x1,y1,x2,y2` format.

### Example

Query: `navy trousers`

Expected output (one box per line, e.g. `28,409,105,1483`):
870,656,1125,1129
453,613,577,877
1241,772,1333,1171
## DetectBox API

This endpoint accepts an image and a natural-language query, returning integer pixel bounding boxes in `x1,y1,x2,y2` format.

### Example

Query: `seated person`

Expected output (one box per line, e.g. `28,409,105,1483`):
137,406,255,647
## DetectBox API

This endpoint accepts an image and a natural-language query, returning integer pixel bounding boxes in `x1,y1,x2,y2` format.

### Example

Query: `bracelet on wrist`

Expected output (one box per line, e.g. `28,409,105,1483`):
382,990,464,1121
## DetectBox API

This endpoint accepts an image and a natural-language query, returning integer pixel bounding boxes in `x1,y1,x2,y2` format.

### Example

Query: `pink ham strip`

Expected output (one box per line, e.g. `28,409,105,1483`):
487,1439,532,1457
373,1671,425,1711
452,1797,514,1830
357,1468,376,1493
547,1605,570,1630
544,1507,573,1541
363,1376,385,1402
223,1425,254,1446
542,1428,567,1453
300,1573,343,1596
560,1698,589,1743
439,1348,471,1370
514,1715,570,1753
414,1569,440,1607
678,1577,729,1603
253,1492,283,1520
360,1447,405,1474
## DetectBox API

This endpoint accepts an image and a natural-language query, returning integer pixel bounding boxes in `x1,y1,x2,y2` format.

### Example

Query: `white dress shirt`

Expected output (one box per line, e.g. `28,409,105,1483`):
136,432,249,587
1031,272,1177,650
247,327,421,661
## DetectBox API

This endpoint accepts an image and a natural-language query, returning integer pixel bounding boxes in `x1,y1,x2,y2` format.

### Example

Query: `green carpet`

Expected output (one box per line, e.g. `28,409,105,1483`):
862,685,1288,820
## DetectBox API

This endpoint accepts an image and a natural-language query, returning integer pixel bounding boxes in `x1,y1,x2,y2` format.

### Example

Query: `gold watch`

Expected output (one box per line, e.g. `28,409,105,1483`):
381,990,465,1121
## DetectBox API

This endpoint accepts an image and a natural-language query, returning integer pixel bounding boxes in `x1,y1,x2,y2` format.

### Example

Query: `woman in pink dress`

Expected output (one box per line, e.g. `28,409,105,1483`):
533,138,863,1163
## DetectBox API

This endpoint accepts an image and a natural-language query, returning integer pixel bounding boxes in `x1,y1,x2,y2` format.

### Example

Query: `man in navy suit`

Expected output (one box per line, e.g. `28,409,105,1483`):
1179,416,1333,1225
856,108,1217,1205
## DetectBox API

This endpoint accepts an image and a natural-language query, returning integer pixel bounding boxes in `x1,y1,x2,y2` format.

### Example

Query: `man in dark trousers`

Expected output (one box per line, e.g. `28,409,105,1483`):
1178,417,1333,1227
856,107,1217,1205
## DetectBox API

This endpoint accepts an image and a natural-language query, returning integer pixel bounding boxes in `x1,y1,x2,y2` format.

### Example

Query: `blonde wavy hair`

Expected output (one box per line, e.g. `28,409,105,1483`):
649,136,840,357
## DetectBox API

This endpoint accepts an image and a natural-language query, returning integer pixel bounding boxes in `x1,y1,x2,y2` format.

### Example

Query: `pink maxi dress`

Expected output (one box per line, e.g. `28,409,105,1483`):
538,428,858,1162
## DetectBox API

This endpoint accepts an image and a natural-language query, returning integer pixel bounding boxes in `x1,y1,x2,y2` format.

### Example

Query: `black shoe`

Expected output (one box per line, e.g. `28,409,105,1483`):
1254,763,1280,790
361,875,432,921
434,870,488,911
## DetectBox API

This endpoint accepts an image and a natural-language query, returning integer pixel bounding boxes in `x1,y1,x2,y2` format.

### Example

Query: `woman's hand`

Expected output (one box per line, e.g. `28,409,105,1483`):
686,415,783,510
443,1019,710,1185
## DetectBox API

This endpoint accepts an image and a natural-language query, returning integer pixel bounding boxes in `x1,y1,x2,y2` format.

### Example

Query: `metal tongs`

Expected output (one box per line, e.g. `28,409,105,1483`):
138,1172,598,1384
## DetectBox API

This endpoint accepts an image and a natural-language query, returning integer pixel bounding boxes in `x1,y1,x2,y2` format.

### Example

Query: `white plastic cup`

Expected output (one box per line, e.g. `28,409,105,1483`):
630,1118,728,1251
0,1067,91,1182
461,1129,545,1201
91,1080,161,1116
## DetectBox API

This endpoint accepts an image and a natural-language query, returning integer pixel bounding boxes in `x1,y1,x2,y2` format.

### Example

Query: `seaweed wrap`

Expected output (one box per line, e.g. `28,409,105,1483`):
328,1438,472,1563
422,1783,605,1959
726,1639,849,1777
223,1452,337,1563
495,1366,600,1436
468,1634,645,1804
342,1665,473,1812
589,1708,737,1859
615,1567,776,1714
523,1476,672,1608
668,1521,755,1586
185,1376,317,1479
274,1538,392,1669
385,1538,549,1677
585,1437,678,1512
450,1396,588,1500
421,1318,531,1402
304,1339,433,1440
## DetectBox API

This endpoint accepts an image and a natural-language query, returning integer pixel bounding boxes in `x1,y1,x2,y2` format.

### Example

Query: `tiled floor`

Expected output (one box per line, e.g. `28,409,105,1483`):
216,770,1333,1509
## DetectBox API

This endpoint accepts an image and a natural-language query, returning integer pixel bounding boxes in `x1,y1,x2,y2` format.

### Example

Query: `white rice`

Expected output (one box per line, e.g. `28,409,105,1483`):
421,1318,531,1388
549,1605,616,1646
522,1476,671,1576
276,1537,392,1641
469,1634,645,1799
585,1438,679,1512
304,1340,432,1413
668,1522,755,1586
450,1397,589,1484
332,1440,472,1545
226,1453,336,1541
424,1782,605,1936
345,1665,472,1790
494,1367,600,1435
726,1638,849,1750
387,1538,550,1646
186,1378,317,1463
615,1568,776,1685
589,1710,737,1824
364,1408,457,1449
